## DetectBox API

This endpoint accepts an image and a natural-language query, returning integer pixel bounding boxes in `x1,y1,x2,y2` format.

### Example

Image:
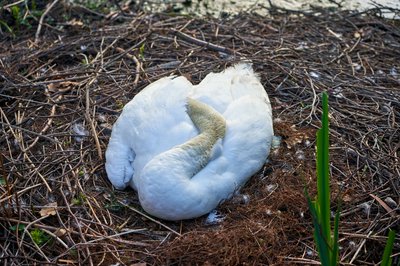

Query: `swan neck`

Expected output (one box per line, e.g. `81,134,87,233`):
177,98,226,176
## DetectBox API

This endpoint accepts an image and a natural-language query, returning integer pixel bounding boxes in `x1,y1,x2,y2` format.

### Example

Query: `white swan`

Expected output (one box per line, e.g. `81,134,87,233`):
105,63,274,221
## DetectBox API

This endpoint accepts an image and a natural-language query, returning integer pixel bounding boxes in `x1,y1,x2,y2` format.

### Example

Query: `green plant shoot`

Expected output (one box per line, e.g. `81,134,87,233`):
306,92,340,266
139,43,145,60
30,228,50,246
381,229,395,266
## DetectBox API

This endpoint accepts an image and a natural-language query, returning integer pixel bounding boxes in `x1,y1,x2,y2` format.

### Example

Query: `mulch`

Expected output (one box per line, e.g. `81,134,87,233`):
0,1,399,265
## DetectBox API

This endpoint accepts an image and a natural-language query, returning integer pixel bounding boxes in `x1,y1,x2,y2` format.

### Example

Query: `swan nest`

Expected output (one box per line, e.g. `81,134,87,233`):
1,3,399,265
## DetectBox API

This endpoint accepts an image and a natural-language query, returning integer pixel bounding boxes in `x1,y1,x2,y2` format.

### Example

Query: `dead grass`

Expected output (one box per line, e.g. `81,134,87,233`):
0,2,399,265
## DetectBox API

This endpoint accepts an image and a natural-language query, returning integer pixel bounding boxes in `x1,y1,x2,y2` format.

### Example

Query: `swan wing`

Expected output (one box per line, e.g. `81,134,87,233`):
105,76,197,190
191,63,266,112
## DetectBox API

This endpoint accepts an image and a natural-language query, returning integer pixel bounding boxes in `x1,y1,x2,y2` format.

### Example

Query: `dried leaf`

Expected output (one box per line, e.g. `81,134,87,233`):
47,81,78,93
274,122,314,149
39,202,57,217
370,194,395,217
66,18,83,26
285,126,311,149
54,228,67,237
342,193,352,202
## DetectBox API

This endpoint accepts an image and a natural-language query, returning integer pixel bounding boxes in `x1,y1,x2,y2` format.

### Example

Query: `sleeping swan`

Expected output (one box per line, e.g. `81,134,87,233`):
105,63,273,221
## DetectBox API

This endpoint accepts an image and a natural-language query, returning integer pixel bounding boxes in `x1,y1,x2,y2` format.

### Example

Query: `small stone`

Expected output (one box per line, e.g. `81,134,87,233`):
384,197,397,209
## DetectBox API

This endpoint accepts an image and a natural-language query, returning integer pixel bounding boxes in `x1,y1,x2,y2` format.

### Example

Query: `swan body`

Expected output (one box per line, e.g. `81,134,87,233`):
105,63,274,220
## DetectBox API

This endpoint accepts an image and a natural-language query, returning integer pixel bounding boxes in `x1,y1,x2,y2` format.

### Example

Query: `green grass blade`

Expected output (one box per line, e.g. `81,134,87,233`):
316,92,331,248
305,191,330,266
330,204,340,265
307,197,329,266
381,229,395,266
305,92,340,266
0,20,14,35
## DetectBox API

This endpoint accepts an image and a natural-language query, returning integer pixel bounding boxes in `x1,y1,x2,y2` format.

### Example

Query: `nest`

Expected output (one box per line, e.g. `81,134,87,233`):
0,2,399,265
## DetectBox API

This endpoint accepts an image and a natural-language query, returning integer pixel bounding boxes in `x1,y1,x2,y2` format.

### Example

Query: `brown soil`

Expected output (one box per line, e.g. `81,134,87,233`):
0,1,399,265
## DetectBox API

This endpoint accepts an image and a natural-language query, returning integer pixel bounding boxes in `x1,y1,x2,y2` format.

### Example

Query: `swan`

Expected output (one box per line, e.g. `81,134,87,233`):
105,63,274,221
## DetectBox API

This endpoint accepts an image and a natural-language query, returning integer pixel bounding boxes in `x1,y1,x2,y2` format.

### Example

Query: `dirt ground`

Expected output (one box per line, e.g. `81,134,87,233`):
0,1,399,265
